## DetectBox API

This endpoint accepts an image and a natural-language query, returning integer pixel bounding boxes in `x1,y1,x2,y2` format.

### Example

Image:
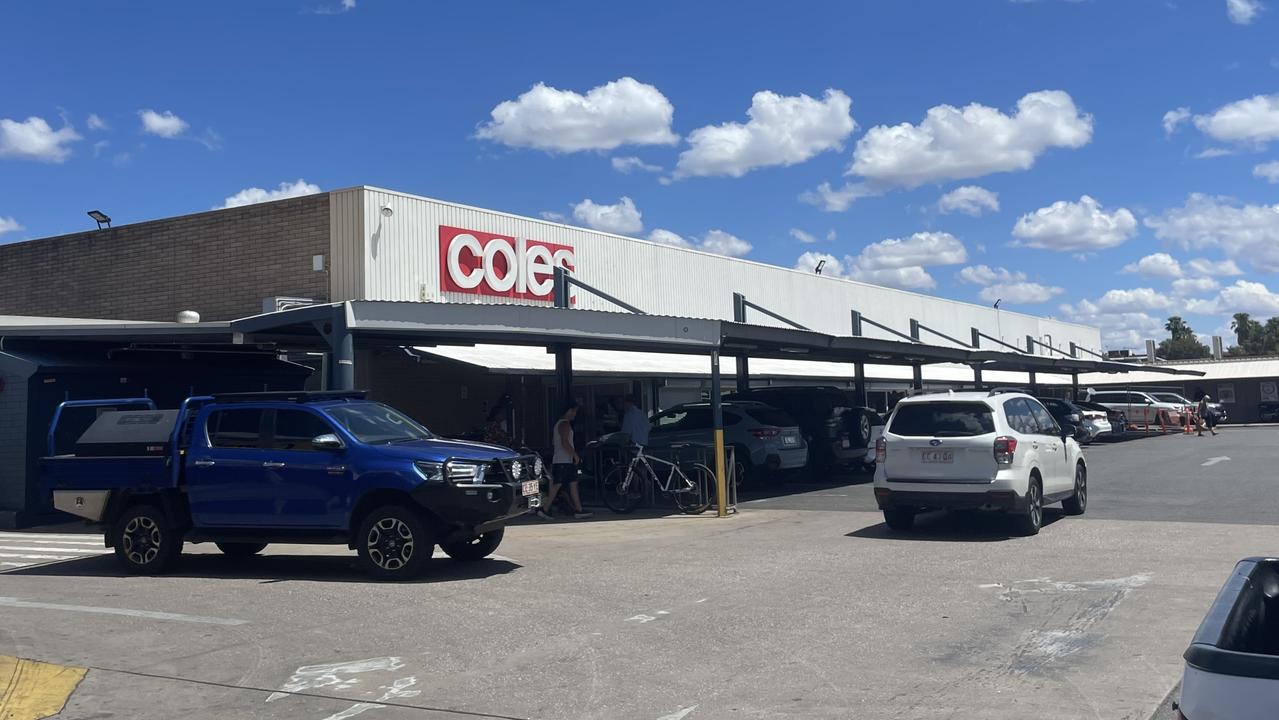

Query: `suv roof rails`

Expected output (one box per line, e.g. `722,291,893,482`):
987,387,1029,397
210,390,368,404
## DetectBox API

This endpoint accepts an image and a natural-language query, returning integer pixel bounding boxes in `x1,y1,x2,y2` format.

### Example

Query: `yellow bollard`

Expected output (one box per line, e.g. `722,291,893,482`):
714,427,728,517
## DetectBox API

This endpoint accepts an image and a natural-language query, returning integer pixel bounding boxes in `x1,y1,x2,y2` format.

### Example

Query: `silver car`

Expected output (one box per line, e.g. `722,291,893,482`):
646,401,808,481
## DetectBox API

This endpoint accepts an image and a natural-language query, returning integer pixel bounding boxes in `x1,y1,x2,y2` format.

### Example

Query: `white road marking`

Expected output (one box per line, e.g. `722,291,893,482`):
0,532,102,541
1201,456,1231,467
267,657,404,703
658,705,698,720
626,614,658,624
0,545,108,554
0,596,247,625
0,532,111,570
0,553,75,560
0,536,103,545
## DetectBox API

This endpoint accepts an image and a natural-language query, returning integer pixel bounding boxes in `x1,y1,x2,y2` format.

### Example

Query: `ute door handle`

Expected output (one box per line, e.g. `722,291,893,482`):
262,461,286,469
193,459,215,468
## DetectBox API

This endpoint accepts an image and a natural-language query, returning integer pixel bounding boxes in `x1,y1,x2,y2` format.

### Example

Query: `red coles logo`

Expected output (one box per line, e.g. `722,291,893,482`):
439,226,575,301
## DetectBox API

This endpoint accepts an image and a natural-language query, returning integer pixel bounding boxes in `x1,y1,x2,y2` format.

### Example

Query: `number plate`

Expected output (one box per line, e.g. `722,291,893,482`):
521,480,539,496
921,450,954,464
782,435,798,446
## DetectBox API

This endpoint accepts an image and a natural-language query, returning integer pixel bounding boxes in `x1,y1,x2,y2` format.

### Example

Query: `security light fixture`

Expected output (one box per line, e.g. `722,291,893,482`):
88,210,111,229
814,259,826,275
992,298,1002,309
379,203,394,218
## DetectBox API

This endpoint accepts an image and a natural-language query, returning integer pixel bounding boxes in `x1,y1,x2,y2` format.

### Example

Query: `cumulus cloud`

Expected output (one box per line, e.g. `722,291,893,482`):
611,156,662,174
0,116,82,162
646,228,752,257
799,181,881,212
978,282,1062,305
792,232,966,290
1173,277,1221,295
1145,194,1279,272
673,89,855,179
1227,0,1264,24
571,196,643,235
1081,288,1176,313
958,265,1025,285
1186,257,1245,276
138,109,189,138
1163,107,1192,136
647,228,691,248
1122,252,1183,279
937,186,1000,217
1192,94,1279,146
1254,160,1279,183
219,179,321,209
1216,279,1279,314
846,90,1092,188
0,216,23,236
86,113,108,131
1012,195,1138,251
789,228,818,244
1058,303,1166,350
795,251,845,277
475,77,677,153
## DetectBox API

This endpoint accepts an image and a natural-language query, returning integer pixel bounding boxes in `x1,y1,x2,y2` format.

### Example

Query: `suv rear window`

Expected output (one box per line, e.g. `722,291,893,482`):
745,407,796,427
889,402,996,437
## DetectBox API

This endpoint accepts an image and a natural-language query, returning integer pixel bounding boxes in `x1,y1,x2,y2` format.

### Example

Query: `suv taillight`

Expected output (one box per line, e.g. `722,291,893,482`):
750,428,781,439
994,436,1017,465
875,436,887,464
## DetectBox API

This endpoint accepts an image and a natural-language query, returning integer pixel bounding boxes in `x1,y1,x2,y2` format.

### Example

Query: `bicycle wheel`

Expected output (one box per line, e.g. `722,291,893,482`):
674,464,715,515
601,465,643,514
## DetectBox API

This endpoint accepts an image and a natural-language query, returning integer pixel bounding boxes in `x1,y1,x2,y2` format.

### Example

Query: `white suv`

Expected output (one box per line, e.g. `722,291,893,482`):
872,391,1088,536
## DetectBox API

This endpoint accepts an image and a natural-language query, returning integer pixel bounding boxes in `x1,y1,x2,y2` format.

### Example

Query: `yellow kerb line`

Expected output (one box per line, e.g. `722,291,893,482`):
0,655,86,720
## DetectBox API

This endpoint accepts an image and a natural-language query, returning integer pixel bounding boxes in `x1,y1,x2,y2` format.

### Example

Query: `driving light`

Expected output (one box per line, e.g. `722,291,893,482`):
533,456,544,477
510,461,524,480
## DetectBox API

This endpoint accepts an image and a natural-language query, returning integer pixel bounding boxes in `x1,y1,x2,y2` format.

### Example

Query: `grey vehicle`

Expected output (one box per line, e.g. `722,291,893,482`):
647,401,808,482
1150,391,1229,423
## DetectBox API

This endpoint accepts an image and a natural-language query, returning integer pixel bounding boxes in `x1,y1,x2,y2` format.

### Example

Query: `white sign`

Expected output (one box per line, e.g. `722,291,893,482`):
1261,381,1277,402
1217,384,1236,404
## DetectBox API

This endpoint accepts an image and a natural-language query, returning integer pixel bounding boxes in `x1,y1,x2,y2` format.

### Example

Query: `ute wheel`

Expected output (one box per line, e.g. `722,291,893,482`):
883,508,916,531
215,542,267,558
440,527,504,562
112,504,183,574
356,505,432,580
1062,464,1087,516
1013,477,1043,536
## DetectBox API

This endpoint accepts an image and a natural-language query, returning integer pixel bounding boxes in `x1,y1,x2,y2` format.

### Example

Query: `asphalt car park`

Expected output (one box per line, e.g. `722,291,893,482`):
1,428,1275,719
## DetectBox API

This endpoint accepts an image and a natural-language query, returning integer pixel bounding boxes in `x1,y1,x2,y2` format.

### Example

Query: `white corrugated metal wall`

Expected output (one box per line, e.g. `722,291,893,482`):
330,186,1102,354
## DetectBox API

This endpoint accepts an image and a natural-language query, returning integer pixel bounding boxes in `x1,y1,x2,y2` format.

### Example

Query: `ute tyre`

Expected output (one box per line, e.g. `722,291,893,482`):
356,505,432,580
112,504,183,575
1013,478,1043,536
883,508,916,531
215,542,268,558
440,527,504,562
1062,464,1088,516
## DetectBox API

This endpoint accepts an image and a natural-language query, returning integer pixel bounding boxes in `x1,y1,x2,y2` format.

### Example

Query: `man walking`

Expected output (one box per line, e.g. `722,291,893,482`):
1197,395,1218,436
538,401,593,520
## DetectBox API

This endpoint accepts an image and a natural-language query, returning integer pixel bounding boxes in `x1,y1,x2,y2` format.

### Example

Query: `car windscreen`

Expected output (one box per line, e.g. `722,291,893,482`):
745,406,796,427
324,403,434,444
889,402,996,437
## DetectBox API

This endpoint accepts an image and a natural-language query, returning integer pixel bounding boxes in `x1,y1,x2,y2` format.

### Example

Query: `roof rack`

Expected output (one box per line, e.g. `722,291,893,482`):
210,390,368,403
987,387,1029,397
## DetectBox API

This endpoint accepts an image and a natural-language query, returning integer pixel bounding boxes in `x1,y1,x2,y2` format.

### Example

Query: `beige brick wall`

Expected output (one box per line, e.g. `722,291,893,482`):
0,193,331,321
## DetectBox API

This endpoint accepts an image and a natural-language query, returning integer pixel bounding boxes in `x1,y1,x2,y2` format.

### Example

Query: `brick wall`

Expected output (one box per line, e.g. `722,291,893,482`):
0,193,331,321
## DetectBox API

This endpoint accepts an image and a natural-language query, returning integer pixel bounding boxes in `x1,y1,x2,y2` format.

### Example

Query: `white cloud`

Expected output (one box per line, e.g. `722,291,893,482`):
789,228,818,244
86,113,108,131
1122,252,1183,279
846,90,1092,188
1192,94,1279,145
1146,194,1279,271
540,211,567,222
1089,288,1176,313
138,109,188,138
1216,279,1279,314
799,181,880,212
674,89,855,179
1196,147,1236,159
92,140,109,157
647,228,691,248
848,266,937,290
1186,257,1245,276
571,197,643,235
978,282,1063,305
0,216,23,235
936,186,1000,217
611,156,662,174
795,251,845,277
1058,303,1166,350
0,116,82,162
1163,107,1191,136
826,229,837,241
958,264,1025,285
1227,0,1263,24
342,0,355,8
699,229,752,257
1172,277,1221,295
1254,160,1279,182
476,77,677,153
1012,195,1138,251
219,179,321,209
793,232,966,290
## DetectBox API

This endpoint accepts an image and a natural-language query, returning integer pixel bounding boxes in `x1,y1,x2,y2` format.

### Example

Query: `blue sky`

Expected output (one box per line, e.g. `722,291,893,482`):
3,0,1279,349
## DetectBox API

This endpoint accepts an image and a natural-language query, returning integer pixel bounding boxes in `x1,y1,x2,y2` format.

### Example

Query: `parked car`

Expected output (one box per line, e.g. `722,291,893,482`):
1259,401,1279,422
873,390,1088,536
41,391,537,579
1150,392,1229,423
1035,397,1100,443
1178,557,1279,720
646,401,808,482
1075,400,1126,437
1091,390,1184,427
724,386,882,473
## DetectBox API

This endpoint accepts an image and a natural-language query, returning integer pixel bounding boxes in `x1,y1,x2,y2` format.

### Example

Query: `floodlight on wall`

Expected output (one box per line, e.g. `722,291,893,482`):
379,203,394,218
87,210,112,229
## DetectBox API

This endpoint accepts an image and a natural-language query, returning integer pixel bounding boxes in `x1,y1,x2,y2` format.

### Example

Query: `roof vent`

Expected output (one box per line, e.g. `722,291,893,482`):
176,310,201,324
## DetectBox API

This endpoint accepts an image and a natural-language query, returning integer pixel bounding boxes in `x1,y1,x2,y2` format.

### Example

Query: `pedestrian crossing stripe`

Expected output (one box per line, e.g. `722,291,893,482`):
0,532,110,571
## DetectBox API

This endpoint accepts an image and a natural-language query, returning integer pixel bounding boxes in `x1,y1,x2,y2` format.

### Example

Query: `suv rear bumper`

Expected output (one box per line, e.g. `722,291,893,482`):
875,487,1028,513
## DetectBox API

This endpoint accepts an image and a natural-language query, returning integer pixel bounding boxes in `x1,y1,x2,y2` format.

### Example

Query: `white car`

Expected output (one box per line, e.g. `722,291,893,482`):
873,390,1088,536
1091,390,1183,426
1150,391,1228,423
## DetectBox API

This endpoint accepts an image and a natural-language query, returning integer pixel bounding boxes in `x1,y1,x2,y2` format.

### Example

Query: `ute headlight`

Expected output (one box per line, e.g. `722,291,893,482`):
510,460,524,480
444,461,485,484
415,461,444,483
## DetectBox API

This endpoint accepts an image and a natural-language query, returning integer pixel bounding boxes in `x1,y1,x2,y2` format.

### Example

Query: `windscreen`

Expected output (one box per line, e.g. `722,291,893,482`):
889,402,996,438
325,403,434,444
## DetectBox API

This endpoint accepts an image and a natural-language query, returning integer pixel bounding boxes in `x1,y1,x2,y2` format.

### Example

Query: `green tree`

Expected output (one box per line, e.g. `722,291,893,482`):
1157,316,1210,360
1231,312,1268,356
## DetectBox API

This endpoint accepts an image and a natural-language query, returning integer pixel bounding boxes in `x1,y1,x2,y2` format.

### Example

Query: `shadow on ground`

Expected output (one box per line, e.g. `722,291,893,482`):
847,508,1066,543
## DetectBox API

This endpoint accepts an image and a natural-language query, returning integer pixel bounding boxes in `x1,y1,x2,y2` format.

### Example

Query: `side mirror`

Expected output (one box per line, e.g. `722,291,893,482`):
312,433,344,451
1060,423,1077,441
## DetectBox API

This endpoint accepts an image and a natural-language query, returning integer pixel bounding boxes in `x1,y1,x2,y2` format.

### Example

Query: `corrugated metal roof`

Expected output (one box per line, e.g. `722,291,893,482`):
1078,358,1279,385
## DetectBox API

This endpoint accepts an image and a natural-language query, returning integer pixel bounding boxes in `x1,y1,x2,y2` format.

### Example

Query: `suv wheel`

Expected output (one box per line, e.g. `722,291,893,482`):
883,508,916,531
112,504,183,574
356,505,432,580
1062,464,1087,516
1012,478,1043,536
440,528,504,561
856,411,874,448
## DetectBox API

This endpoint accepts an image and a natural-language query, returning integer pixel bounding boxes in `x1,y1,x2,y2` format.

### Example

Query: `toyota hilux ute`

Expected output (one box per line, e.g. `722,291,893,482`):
40,391,540,579
873,390,1088,536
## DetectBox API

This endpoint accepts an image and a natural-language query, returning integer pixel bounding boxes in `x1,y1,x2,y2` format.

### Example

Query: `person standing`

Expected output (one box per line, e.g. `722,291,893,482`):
620,396,650,447
1197,395,1218,436
538,402,592,520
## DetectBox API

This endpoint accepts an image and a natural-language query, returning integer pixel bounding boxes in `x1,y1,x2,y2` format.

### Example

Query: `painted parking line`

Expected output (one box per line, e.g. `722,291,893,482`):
0,532,111,571
0,597,248,626
0,655,86,720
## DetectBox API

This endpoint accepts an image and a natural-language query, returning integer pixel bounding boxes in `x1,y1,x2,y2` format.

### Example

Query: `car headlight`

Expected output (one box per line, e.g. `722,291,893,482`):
510,460,524,480
444,461,485,484
415,461,444,483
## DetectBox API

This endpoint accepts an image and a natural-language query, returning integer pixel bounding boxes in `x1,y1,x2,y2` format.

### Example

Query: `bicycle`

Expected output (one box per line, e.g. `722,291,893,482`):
600,444,716,515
